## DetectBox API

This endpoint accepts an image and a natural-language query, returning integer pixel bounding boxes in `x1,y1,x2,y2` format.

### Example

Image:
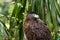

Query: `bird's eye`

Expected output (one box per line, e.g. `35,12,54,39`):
32,14,39,18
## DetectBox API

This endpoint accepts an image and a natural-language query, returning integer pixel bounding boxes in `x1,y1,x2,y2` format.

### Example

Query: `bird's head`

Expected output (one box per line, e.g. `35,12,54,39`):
26,12,39,21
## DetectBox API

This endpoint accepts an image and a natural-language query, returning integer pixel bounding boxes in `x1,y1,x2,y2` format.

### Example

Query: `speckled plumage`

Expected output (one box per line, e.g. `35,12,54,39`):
23,12,51,40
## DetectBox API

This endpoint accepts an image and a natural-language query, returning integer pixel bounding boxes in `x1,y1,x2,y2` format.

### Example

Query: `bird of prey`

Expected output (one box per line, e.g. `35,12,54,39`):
23,12,51,40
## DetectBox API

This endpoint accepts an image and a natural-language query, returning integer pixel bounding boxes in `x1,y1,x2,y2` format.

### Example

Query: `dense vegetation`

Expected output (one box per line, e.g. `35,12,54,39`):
0,0,60,40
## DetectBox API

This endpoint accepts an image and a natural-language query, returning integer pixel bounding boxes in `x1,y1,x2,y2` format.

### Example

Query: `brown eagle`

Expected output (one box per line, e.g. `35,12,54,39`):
23,12,51,40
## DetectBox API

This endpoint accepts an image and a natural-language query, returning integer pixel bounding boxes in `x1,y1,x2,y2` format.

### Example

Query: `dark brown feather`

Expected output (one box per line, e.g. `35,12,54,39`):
23,12,51,40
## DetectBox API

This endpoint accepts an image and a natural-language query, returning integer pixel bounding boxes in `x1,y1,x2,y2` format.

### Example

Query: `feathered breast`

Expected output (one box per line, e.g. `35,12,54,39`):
23,19,51,40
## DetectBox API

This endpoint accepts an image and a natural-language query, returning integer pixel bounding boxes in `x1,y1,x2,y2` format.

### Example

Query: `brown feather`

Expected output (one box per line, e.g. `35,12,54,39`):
23,12,51,40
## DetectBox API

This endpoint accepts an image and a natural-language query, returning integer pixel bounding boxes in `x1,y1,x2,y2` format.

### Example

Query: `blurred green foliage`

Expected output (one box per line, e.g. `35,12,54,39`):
0,0,60,40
